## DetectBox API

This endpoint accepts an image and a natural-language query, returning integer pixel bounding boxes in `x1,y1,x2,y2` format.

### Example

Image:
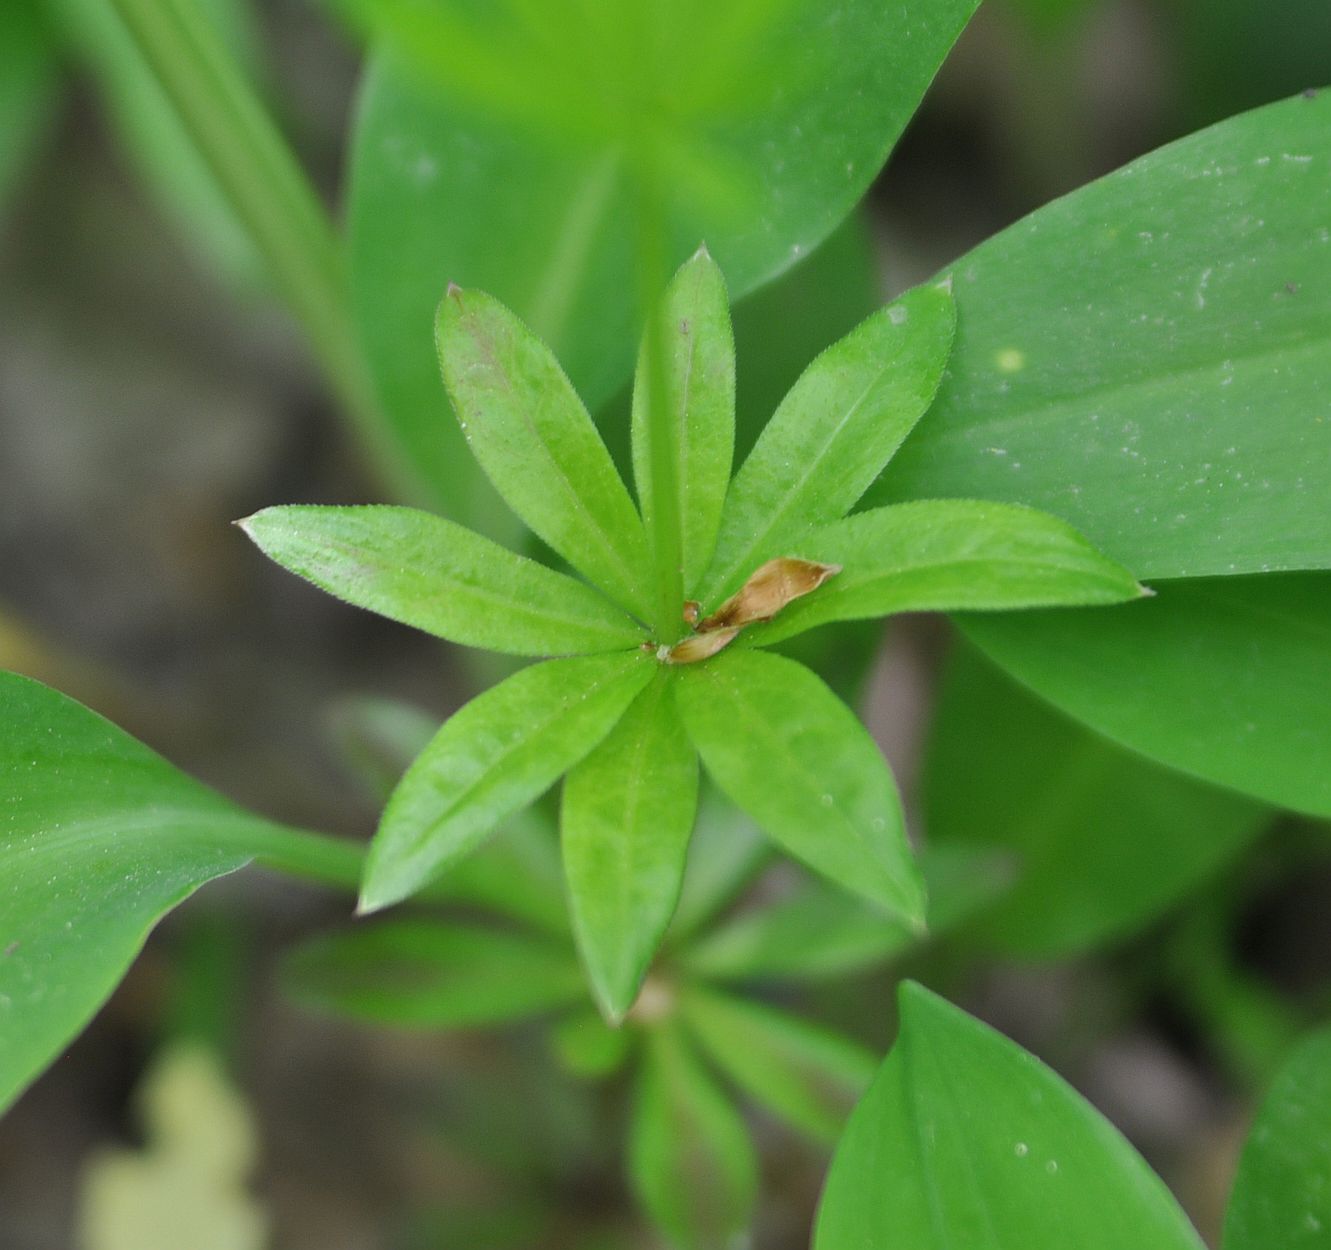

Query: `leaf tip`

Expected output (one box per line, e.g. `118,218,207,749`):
446,280,464,299
1136,582,1156,598
933,273,956,296
693,240,712,260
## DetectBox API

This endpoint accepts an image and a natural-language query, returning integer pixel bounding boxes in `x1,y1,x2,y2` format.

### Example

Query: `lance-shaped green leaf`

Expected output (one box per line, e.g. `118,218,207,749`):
682,846,1012,983
632,246,735,603
747,500,1145,647
348,0,980,518
630,1021,758,1250
876,90,1331,583
815,982,1207,1250
926,644,1271,957
282,920,585,1029
240,505,642,656
698,282,955,607
0,0,59,212
0,672,363,1114
675,649,924,926
562,672,699,1023
962,573,1331,818
361,652,654,913
681,986,876,1142
436,286,652,619
1224,1024,1331,1250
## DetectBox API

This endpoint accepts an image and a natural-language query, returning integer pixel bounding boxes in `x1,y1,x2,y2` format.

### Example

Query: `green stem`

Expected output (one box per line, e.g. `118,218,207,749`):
106,0,400,482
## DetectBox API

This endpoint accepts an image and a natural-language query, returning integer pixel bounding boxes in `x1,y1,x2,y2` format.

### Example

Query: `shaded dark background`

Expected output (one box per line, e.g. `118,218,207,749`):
2,1,1329,1246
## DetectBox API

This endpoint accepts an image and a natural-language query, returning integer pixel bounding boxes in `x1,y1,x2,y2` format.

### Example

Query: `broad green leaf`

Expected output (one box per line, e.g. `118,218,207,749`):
347,0,980,517
632,247,735,601
815,982,1206,1250
682,846,1013,983
76,1043,266,1250
925,643,1272,956
629,1022,758,1250
562,672,699,1022
436,287,652,619
48,0,265,286
240,505,641,657
875,90,1331,582
0,672,357,1114
327,695,572,936
699,282,956,607
962,573,1331,817
749,499,1145,647
675,649,924,925
1224,1025,1331,1249
0,0,59,211
282,920,585,1028
361,652,654,913
681,986,876,1143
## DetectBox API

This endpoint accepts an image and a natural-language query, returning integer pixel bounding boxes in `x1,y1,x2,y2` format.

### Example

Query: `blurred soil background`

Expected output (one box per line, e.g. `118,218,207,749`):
1,1,1329,1247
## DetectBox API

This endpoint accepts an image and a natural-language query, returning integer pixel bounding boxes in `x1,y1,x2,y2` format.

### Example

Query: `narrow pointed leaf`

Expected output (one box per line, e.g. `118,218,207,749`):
1224,1024,1331,1250
361,652,654,913
675,649,924,925
698,282,955,607
632,247,735,601
815,982,1207,1250
747,500,1145,647
681,986,876,1142
630,1022,758,1250
926,644,1271,957
0,672,361,1114
683,846,1012,983
283,920,585,1028
436,286,652,618
240,505,642,657
562,671,699,1022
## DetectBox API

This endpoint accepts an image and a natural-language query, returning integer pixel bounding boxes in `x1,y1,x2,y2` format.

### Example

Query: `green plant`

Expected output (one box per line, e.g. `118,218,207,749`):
3,0,1330,1246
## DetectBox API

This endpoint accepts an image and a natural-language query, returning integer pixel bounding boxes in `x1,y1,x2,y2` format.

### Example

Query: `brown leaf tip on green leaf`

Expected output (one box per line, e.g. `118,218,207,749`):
701,557,841,632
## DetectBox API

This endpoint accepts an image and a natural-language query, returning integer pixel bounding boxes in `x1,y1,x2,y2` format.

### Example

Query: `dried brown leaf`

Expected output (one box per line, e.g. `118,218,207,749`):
700,558,841,632
665,627,742,665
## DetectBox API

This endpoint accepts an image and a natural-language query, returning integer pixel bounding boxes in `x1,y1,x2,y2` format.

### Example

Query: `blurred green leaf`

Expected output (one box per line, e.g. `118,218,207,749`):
284,919,584,1028
346,0,980,518
676,649,924,925
551,1008,633,1080
962,574,1331,817
750,499,1144,647
815,982,1206,1249
77,1043,267,1250
437,286,653,619
681,986,875,1143
0,672,358,1114
699,282,956,608
48,0,266,285
878,91,1331,583
632,247,734,603
1224,1024,1331,1249
0,0,60,210
630,1022,757,1250
361,652,654,913
925,643,1272,956
562,672,698,1022
682,846,1012,983
241,505,641,657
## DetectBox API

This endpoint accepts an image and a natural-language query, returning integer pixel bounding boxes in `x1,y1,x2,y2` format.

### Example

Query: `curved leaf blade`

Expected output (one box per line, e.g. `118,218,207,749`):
675,649,924,925
681,986,876,1143
699,282,956,607
436,286,653,618
240,504,642,657
1224,1024,1331,1250
815,982,1206,1250
361,652,654,913
750,499,1145,646
630,1022,758,1250
877,90,1331,581
283,920,585,1029
562,672,699,1023
632,246,736,603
